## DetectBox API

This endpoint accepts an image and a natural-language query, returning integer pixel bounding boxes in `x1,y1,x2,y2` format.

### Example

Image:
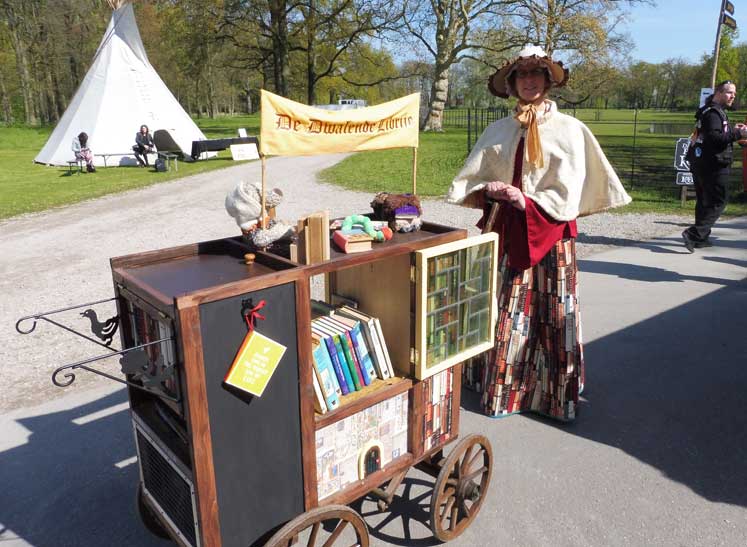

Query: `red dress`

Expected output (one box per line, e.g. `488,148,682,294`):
470,139,585,421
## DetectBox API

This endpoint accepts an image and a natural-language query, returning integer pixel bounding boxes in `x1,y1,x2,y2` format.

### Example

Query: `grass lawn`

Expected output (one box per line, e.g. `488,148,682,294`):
3,109,747,220
321,108,747,217
0,114,260,220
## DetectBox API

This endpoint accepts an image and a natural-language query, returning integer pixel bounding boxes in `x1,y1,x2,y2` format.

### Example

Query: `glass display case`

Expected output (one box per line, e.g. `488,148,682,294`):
414,232,498,380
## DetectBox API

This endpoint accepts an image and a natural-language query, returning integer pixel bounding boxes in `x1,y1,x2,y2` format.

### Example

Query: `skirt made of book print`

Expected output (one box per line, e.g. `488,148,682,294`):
480,238,584,421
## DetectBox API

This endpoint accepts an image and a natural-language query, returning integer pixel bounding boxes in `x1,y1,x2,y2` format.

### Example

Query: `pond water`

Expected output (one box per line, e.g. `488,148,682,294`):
645,123,694,135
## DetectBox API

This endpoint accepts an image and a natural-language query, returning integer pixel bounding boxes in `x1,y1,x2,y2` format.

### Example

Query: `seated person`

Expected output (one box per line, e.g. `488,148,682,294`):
133,124,155,167
72,132,95,172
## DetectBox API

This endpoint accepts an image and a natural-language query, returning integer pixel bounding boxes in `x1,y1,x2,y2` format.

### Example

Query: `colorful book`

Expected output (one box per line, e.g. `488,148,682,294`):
311,327,351,395
331,314,377,385
325,316,371,386
336,306,391,380
332,228,373,254
313,321,358,392
311,340,341,410
316,316,364,390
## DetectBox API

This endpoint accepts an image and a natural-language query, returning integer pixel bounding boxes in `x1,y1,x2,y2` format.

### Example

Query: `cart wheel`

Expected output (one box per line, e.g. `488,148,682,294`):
136,483,172,540
429,434,493,542
264,505,369,547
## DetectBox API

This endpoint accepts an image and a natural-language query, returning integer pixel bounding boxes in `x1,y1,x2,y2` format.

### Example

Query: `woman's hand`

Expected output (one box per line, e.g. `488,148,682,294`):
484,181,526,211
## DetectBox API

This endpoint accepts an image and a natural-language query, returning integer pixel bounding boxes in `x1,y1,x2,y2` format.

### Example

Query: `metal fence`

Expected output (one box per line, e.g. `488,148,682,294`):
449,108,746,194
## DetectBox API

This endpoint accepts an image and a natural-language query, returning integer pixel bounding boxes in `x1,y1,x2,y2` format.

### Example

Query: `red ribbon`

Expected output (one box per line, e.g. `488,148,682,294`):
243,300,266,333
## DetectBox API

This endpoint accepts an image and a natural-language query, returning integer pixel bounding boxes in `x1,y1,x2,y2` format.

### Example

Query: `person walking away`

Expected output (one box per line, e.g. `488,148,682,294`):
133,124,155,167
447,45,631,421
682,81,747,252
72,132,95,172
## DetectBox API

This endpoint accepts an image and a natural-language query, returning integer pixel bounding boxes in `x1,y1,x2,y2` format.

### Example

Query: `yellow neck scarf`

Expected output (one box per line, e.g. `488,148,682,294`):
514,101,545,169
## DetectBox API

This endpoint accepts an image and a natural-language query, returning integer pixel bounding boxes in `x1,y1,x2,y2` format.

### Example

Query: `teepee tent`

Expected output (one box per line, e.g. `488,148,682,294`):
35,1,207,166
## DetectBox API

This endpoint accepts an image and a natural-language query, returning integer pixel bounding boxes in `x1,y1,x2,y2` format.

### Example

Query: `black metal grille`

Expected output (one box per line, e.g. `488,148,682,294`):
137,430,197,546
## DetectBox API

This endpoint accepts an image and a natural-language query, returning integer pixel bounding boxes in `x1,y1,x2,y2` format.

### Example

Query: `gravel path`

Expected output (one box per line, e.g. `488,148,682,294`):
0,154,692,411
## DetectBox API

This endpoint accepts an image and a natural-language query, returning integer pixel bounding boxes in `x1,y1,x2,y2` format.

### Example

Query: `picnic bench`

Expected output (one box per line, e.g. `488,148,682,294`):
95,152,156,167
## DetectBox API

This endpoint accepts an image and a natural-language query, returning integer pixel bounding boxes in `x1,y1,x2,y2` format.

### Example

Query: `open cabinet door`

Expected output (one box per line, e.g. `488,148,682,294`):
413,232,499,380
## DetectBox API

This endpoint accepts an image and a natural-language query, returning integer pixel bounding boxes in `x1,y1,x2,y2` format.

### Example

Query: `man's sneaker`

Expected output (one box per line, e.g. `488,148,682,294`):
681,230,695,253
694,239,713,248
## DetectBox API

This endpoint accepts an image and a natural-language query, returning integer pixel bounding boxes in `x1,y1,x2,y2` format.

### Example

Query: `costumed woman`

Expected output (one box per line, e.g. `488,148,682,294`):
447,45,631,421
72,131,95,172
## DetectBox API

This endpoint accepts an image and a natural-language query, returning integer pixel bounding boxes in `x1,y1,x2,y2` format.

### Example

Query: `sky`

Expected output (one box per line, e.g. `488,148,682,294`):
625,1,740,64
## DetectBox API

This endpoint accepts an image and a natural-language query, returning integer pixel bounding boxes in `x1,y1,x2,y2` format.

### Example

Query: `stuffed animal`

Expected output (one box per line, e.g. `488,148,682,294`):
225,180,294,249
370,192,423,232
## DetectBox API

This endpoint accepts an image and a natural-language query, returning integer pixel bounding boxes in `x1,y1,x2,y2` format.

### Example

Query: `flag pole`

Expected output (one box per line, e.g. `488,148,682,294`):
412,147,418,195
710,0,727,88
260,155,267,228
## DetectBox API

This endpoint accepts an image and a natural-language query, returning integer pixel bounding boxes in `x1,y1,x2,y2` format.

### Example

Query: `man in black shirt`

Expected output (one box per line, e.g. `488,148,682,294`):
682,81,747,252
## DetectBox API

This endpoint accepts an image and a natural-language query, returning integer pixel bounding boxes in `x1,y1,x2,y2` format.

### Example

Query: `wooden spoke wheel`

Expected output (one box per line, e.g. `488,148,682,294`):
264,505,369,547
136,483,172,540
429,434,493,542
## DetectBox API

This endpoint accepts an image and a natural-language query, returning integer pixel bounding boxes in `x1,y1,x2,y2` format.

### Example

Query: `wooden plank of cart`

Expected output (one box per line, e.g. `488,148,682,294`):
16,92,500,547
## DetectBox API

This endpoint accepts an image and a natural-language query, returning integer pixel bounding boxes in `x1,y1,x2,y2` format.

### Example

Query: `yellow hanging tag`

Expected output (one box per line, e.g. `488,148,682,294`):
224,330,287,397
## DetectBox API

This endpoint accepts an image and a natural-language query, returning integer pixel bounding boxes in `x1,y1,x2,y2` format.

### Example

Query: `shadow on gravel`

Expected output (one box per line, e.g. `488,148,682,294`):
542,281,747,507
0,389,167,546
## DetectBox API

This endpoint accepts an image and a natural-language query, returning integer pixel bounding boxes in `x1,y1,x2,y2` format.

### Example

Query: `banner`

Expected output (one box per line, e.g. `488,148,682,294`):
260,90,420,156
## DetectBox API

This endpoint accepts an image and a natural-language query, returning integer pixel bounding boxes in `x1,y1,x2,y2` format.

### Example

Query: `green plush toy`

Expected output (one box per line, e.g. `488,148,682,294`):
341,215,393,242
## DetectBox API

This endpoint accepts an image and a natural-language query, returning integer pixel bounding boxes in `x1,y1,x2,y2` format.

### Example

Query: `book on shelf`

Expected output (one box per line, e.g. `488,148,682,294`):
335,305,393,379
329,314,377,385
315,316,365,389
311,299,336,318
311,328,351,395
329,292,358,309
332,228,373,254
311,340,341,410
312,320,359,391
311,368,327,414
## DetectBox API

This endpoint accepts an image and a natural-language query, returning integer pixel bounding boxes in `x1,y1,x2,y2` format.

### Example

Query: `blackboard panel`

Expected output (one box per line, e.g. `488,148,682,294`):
199,282,304,547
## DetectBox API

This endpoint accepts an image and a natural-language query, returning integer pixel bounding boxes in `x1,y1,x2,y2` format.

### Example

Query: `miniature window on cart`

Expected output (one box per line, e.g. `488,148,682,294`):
415,232,498,380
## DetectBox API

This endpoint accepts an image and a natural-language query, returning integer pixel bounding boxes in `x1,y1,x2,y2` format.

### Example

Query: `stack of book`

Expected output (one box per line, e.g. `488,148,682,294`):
309,303,395,413
422,368,454,451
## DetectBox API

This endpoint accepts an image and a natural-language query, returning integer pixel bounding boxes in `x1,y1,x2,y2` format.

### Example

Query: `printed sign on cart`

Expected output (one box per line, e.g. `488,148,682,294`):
224,331,287,397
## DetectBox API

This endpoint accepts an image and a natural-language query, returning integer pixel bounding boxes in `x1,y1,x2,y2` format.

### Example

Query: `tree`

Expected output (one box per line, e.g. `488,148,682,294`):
401,0,521,131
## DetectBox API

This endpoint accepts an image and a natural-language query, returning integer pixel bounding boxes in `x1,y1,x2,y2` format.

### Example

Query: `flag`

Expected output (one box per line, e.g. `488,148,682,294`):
260,90,420,156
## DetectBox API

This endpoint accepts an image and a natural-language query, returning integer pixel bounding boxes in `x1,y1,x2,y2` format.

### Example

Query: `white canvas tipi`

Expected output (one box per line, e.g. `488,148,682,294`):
35,1,207,166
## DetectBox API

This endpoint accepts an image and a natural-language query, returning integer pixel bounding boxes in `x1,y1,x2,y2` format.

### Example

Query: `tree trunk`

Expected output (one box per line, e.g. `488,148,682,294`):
306,0,316,105
5,13,38,124
0,72,13,124
423,64,449,131
270,0,289,96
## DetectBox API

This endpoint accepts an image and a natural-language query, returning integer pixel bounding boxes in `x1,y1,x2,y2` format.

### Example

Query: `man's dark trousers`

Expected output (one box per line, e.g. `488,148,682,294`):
685,164,729,243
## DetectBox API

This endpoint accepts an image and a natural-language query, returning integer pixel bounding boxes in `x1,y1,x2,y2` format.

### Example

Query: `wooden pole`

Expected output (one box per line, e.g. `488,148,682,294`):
260,155,267,228
710,0,726,89
412,147,418,195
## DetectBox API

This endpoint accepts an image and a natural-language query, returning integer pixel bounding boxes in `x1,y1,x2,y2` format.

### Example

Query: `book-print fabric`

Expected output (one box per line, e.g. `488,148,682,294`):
480,238,583,421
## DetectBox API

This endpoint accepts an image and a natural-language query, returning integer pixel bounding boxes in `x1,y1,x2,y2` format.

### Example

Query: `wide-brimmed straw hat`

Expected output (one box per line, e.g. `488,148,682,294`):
488,45,569,99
